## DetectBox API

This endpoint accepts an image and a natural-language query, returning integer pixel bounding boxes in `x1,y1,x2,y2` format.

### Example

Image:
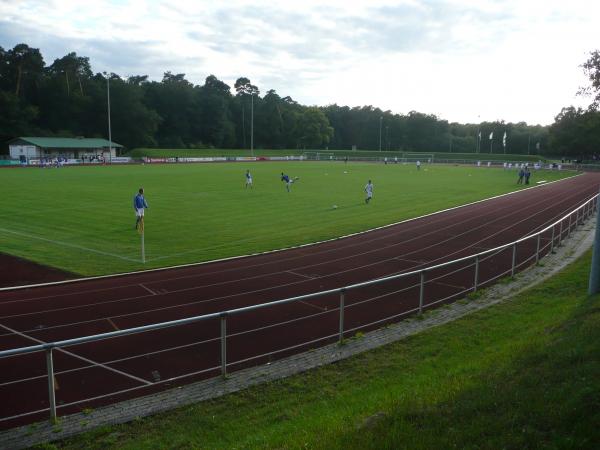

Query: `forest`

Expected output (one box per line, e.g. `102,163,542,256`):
1,43,599,157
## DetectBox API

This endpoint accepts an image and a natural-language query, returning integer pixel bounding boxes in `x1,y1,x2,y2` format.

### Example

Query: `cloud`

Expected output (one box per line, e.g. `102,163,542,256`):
1,0,599,124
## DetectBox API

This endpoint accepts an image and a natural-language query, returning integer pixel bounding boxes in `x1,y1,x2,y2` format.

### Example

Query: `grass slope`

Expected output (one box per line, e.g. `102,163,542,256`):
48,250,599,449
1,162,570,276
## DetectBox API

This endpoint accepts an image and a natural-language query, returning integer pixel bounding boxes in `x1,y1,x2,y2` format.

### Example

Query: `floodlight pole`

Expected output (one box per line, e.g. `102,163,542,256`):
385,126,389,151
105,72,113,163
250,92,254,157
379,116,383,151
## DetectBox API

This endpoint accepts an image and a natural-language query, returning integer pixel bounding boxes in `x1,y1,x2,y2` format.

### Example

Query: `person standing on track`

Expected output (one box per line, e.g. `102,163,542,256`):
133,188,148,231
364,180,373,204
245,169,253,189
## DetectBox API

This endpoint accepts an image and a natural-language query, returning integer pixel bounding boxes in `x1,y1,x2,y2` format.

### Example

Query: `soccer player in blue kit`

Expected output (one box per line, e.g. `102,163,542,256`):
133,188,149,230
281,172,299,192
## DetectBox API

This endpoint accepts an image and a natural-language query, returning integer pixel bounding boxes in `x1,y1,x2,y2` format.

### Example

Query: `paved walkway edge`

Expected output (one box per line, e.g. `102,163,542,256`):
1,216,596,450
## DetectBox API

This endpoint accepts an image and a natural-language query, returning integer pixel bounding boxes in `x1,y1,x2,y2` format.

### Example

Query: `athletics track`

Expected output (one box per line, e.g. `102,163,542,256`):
0,172,599,430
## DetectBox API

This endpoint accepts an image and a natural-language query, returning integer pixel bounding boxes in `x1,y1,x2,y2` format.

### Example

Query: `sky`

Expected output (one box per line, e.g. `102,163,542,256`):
1,0,599,125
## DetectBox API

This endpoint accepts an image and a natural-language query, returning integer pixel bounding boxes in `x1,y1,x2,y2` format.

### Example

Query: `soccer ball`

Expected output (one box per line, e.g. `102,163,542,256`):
332,205,338,209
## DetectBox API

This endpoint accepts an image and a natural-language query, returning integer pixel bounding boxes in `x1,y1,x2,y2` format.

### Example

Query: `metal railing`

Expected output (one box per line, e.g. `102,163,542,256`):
0,194,597,424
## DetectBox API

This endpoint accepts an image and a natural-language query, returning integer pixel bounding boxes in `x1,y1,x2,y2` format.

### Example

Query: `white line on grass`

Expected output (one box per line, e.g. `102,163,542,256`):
0,227,140,263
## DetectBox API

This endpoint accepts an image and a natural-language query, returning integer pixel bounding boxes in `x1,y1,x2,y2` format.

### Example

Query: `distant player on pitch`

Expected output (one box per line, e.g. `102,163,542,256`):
133,187,149,231
281,172,299,192
245,169,253,189
364,180,373,204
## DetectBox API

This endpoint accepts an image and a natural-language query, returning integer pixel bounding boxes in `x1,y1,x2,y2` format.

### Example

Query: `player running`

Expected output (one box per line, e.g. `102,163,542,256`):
245,169,253,189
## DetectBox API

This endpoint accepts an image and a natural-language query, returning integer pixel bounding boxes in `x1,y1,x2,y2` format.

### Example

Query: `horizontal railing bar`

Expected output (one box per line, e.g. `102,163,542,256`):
0,195,596,360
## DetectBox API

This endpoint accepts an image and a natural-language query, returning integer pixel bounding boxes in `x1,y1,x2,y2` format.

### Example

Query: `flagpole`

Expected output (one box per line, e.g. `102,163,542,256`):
140,218,146,263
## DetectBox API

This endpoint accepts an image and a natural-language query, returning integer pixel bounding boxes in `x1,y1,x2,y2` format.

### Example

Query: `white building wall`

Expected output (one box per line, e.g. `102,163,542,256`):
9,145,40,159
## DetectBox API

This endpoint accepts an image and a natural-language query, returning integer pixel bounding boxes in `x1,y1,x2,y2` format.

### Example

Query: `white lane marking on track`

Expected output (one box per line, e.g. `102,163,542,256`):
0,227,139,262
394,257,426,265
139,283,157,295
299,300,328,312
433,281,466,290
0,323,151,385
107,318,120,330
287,270,315,280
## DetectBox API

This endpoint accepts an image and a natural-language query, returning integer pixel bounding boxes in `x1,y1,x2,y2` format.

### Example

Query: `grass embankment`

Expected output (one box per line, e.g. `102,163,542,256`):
127,148,545,162
49,251,599,449
0,163,570,276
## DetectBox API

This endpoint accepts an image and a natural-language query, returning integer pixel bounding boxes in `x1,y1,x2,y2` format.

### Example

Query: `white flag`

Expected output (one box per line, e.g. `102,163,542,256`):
478,131,481,139
489,131,493,140
503,131,507,147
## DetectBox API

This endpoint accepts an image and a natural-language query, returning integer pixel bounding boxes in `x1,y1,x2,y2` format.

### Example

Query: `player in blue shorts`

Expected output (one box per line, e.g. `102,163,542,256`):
281,172,299,192
245,169,253,189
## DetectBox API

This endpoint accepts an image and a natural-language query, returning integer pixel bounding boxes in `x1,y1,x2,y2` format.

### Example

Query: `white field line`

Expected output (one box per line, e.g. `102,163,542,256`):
0,171,583,292
0,227,140,263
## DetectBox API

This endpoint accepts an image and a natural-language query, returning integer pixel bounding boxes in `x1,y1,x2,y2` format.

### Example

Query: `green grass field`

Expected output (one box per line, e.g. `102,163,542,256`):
0,162,572,276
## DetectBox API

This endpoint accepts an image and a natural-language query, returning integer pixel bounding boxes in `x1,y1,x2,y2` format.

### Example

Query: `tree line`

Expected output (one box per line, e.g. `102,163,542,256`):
1,43,599,158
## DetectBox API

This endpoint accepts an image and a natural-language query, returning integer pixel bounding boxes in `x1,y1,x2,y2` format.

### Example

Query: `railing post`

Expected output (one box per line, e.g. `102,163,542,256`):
339,289,345,344
550,225,555,253
535,234,541,265
511,243,517,278
220,313,228,378
45,347,57,423
558,220,563,246
419,271,425,314
473,255,480,292
568,214,572,237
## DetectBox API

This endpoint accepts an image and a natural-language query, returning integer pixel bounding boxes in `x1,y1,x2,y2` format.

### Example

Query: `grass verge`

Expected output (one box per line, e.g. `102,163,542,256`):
43,250,599,449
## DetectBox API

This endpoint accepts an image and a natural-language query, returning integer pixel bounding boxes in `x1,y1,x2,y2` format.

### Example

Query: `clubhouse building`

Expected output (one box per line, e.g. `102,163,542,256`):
7,137,123,162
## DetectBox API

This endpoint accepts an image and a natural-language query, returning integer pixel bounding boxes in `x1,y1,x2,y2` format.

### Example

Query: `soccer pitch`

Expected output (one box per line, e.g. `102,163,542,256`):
0,162,572,277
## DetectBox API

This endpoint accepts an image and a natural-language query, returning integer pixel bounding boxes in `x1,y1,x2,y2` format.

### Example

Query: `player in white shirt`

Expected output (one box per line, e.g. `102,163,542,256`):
364,180,373,204
245,169,253,189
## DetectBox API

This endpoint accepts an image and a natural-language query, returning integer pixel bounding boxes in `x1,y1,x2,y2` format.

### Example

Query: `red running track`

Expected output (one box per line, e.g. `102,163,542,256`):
0,172,599,429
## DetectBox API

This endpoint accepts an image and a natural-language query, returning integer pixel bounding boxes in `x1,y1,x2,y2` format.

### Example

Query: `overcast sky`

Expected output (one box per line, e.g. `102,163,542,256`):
1,0,599,125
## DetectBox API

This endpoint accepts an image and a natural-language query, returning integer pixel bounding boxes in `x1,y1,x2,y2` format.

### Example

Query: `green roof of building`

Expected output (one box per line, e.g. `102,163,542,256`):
10,137,123,148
